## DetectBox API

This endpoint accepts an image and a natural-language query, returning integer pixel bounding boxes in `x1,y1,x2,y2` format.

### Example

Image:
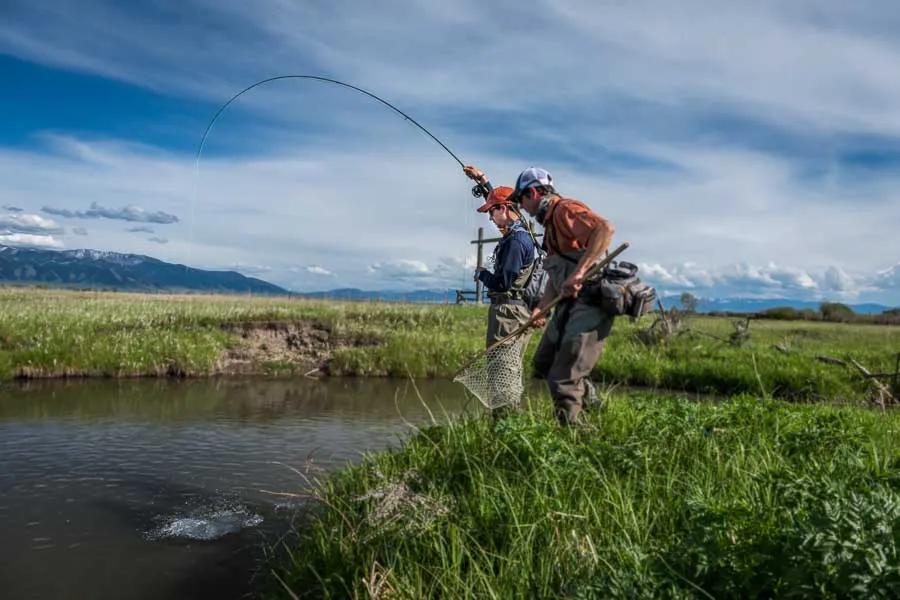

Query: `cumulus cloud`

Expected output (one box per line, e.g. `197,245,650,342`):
73,226,88,235
368,259,431,279
0,233,64,248
823,266,855,292
636,263,700,288
42,201,178,224
126,225,154,233
0,212,64,235
228,262,271,275
364,256,474,288
874,264,900,290
147,236,168,244
0,211,65,248
305,265,333,276
637,261,835,299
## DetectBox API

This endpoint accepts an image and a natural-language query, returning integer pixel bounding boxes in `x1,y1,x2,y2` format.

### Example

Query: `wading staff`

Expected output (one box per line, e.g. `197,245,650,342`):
454,241,629,378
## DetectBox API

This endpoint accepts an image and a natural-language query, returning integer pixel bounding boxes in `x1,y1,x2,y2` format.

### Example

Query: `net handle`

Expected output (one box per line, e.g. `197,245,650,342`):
454,241,629,377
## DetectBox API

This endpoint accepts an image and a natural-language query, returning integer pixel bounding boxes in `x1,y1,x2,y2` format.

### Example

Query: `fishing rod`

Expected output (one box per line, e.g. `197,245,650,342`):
196,75,489,198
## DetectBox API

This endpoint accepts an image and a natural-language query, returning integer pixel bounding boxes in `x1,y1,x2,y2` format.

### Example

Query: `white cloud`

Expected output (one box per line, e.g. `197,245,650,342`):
368,259,431,279
0,212,64,235
637,261,845,300
823,266,855,292
874,264,900,290
305,265,333,276
0,233,64,248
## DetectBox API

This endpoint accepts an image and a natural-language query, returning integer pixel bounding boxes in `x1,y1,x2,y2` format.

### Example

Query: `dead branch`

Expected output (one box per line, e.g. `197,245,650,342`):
816,355,848,367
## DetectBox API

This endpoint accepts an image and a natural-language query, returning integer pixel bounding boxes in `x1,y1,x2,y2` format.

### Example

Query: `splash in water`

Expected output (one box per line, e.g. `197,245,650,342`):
146,500,263,541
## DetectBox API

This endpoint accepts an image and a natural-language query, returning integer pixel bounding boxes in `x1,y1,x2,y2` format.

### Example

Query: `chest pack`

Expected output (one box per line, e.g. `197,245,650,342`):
585,261,657,320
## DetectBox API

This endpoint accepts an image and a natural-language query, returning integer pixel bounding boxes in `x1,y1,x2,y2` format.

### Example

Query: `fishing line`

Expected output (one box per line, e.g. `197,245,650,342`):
189,75,483,274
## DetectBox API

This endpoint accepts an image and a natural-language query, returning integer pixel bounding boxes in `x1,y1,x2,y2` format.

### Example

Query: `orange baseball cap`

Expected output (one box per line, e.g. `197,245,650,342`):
476,186,515,213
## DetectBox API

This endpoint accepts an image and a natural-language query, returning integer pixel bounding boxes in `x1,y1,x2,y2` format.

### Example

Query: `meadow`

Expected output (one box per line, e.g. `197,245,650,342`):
1,287,897,404
270,394,900,598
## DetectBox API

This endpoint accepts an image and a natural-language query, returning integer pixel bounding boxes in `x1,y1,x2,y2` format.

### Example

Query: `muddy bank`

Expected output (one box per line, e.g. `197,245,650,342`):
11,320,382,380
216,320,381,376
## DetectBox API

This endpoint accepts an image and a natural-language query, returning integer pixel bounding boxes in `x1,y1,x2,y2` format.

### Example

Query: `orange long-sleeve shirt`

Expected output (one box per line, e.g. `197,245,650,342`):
542,196,612,255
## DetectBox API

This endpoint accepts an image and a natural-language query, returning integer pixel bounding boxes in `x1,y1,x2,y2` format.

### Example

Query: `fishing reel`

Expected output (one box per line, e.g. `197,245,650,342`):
471,184,489,198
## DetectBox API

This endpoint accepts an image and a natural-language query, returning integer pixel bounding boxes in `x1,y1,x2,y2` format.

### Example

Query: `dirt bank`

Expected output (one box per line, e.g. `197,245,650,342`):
9,320,382,380
216,320,381,376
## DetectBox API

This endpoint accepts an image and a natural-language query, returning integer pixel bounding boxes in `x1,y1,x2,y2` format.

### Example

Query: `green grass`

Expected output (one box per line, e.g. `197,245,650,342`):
270,393,900,598
1,287,897,402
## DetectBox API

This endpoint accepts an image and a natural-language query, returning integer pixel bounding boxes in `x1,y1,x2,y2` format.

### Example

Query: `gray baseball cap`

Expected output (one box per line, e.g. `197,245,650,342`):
509,166,554,203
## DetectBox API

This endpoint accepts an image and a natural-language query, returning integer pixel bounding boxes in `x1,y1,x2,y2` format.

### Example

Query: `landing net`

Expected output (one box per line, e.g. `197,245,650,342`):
453,335,530,410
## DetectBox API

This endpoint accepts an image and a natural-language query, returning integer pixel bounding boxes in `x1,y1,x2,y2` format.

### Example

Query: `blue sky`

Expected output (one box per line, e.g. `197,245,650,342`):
1,0,899,305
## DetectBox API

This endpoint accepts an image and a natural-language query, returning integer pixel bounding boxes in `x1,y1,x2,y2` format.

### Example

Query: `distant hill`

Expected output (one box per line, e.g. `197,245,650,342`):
0,245,288,295
682,296,893,315
298,288,457,303
297,289,897,311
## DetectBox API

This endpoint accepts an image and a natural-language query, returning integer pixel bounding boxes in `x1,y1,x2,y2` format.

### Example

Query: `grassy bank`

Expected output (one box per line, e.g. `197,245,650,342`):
1,287,898,402
271,394,900,598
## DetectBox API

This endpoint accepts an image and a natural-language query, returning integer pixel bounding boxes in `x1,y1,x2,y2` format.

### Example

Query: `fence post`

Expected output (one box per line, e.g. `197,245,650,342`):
475,226,484,304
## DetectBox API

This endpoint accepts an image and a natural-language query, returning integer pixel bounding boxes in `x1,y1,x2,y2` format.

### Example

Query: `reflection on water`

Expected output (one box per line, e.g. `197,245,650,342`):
0,377,470,600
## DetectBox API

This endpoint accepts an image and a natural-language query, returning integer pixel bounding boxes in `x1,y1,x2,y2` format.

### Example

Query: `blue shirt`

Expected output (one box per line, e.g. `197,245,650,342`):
478,220,536,293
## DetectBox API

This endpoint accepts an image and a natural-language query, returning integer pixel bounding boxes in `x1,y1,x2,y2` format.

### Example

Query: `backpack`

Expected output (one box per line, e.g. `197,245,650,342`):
520,249,548,310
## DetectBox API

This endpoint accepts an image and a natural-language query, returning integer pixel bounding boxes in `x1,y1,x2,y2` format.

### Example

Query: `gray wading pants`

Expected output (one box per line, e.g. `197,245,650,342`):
485,302,532,408
533,254,614,425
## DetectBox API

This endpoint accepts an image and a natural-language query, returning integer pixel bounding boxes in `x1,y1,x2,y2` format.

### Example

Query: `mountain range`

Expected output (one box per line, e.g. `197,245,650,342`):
301,289,893,313
0,245,287,294
296,288,458,303
686,296,893,315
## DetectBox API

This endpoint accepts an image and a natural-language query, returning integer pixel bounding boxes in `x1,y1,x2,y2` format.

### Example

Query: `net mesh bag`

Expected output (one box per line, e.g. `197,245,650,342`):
453,334,530,409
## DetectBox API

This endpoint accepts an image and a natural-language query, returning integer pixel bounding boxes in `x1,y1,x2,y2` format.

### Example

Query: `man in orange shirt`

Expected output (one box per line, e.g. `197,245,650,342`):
508,167,616,426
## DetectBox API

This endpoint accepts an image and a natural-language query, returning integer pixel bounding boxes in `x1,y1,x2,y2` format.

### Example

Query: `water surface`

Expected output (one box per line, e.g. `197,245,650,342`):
0,377,470,599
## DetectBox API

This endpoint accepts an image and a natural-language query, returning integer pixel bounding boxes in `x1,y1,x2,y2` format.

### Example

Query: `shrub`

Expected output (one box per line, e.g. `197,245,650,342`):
761,306,800,320
821,302,855,322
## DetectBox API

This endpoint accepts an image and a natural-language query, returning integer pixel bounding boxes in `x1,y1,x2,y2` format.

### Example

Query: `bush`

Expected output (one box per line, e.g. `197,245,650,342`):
821,302,855,322
799,308,819,320
761,306,800,320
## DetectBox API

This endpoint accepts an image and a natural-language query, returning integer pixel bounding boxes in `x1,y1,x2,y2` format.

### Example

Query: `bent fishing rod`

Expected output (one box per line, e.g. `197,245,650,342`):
196,75,490,197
